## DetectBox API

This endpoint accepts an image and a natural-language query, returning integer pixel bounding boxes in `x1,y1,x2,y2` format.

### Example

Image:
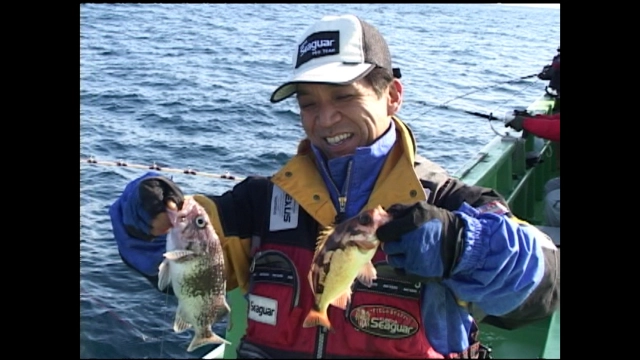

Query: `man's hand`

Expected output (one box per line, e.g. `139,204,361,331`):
505,114,525,132
376,202,464,279
150,200,178,236
122,174,185,240
538,64,552,80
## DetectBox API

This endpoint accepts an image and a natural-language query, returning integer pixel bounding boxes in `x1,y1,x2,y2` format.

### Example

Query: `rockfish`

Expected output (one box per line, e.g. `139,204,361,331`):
303,205,392,330
157,196,231,352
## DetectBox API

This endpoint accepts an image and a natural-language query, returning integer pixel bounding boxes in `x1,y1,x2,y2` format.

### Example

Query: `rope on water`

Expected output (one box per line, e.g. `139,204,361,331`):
80,157,245,182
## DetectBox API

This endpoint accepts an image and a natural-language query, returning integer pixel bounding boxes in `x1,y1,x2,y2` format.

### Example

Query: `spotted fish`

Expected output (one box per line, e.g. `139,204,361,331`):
303,205,392,330
157,196,231,352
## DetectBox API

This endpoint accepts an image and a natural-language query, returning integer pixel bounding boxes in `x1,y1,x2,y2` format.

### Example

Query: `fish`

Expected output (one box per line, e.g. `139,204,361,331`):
303,205,393,331
157,196,232,352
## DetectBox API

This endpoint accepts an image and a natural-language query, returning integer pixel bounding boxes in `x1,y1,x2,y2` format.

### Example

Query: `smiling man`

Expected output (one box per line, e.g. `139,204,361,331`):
110,14,560,358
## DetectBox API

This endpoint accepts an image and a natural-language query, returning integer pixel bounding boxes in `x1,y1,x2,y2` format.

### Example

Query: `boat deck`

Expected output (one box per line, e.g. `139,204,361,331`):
479,315,554,359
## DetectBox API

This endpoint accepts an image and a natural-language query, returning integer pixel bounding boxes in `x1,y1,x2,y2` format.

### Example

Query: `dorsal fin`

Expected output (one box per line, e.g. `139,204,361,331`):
314,226,334,255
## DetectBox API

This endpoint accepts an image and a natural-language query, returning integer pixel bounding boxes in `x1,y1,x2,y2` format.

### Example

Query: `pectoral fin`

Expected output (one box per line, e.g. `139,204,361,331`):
157,259,171,291
164,250,196,261
356,261,377,287
308,265,317,295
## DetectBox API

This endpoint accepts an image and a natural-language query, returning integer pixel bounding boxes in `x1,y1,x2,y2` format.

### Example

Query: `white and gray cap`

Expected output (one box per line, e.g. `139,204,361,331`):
270,14,401,103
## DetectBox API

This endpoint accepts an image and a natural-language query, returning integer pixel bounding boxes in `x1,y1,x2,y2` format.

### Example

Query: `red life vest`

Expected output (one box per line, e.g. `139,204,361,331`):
239,228,483,358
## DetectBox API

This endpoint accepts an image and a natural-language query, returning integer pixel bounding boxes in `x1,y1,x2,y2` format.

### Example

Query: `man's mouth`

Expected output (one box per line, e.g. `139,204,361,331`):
325,133,353,145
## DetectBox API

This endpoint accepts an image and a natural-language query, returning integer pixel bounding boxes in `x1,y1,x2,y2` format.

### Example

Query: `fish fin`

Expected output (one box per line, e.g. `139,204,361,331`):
187,329,231,352
173,305,192,333
356,261,377,287
329,288,352,310
164,250,196,261
314,226,334,254
307,265,316,295
302,309,332,330
157,259,171,291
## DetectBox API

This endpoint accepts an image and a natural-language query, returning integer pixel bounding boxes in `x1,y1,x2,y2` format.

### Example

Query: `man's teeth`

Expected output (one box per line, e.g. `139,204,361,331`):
326,133,352,145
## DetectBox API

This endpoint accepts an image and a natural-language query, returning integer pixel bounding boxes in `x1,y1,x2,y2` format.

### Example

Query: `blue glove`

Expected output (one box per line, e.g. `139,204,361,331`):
376,202,465,280
109,172,185,277
117,172,185,240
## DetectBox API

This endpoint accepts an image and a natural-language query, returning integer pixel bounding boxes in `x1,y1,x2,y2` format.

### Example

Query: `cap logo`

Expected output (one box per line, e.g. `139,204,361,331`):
296,31,340,69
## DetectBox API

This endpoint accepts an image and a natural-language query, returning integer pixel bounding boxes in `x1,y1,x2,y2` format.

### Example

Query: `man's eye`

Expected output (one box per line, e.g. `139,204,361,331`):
336,94,353,101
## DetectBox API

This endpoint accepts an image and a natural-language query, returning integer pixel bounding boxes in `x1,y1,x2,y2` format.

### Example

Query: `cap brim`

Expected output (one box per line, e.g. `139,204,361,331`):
270,62,375,103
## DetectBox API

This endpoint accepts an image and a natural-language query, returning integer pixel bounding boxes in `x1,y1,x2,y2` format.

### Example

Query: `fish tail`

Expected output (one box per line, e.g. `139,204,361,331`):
302,308,332,330
187,328,231,352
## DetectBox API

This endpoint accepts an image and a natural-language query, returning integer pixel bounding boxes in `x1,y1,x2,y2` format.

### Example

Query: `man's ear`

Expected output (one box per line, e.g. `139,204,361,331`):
387,78,403,115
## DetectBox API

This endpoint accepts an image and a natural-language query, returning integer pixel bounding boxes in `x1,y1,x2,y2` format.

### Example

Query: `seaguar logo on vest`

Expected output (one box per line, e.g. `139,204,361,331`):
270,185,299,231
248,294,278,326
349,305,419,339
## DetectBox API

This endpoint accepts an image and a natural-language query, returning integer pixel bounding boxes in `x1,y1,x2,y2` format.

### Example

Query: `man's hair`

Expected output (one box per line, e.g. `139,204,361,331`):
363,67,395,98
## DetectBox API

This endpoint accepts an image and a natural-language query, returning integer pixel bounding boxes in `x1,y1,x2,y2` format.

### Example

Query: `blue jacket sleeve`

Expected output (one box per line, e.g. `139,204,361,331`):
108,172,169,289
383,200,559,327
443,202,545,316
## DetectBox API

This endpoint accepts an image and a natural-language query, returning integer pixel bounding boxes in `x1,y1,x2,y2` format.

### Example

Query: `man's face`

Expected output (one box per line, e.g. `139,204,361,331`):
296,78,402,159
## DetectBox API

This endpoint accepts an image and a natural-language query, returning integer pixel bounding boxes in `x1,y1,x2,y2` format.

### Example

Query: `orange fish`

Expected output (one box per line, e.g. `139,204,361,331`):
303,205,392,330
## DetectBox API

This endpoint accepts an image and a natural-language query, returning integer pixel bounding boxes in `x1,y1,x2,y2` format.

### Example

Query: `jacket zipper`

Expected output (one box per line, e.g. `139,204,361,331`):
313,159,353,358
319,159,353,221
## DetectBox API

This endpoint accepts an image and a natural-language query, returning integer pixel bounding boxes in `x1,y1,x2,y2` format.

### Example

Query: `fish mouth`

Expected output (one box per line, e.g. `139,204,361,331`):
325,133,353,146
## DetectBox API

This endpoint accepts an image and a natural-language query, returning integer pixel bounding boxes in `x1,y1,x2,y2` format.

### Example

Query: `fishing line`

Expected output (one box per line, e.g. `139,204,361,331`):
160,289,170,357
413,72,539,120
487,80,540,138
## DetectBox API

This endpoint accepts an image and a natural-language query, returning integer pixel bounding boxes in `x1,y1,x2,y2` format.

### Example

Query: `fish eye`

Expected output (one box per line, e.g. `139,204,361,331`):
358,213,372,225
194,215,207,228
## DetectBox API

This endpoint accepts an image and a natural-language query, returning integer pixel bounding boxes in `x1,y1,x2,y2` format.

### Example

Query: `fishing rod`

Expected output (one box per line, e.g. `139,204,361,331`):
433,72,539,111
462,108,533,122
453,77,542,138
80,157,245,182
417,72,539,119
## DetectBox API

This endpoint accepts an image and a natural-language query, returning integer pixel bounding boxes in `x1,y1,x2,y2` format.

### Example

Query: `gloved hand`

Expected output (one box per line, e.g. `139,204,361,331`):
537,65,552,80
118,172,185,240
376,202,465,279
505,114,526,132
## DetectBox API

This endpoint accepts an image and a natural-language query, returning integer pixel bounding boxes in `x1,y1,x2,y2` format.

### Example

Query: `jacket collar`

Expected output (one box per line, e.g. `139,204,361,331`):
271,116,427,227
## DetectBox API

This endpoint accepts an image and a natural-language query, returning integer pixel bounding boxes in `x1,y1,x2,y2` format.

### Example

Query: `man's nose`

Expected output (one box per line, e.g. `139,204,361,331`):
315,102,341,127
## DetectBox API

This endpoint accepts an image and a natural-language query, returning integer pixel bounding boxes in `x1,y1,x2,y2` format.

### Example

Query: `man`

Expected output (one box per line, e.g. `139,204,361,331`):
506,112,560,227
537,46,560,113
537,46,560,101
110,14,560,358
